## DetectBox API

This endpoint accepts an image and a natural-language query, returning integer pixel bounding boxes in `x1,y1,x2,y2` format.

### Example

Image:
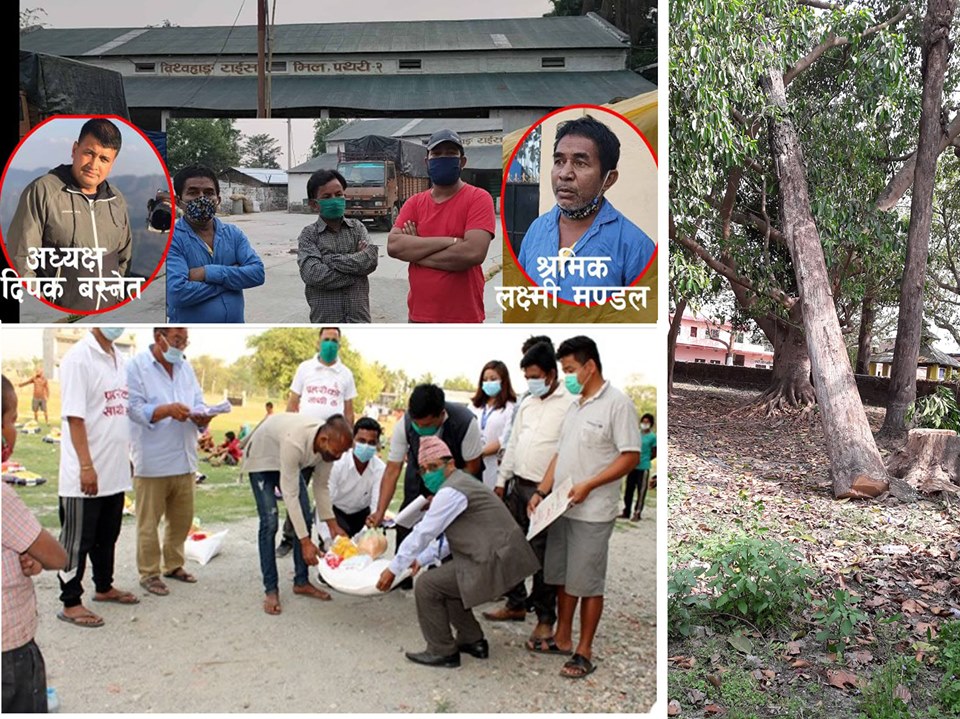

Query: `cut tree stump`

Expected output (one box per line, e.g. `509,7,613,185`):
886,429,960,494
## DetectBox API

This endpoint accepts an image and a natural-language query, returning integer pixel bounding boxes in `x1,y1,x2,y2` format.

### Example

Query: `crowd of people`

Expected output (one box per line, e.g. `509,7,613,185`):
165,129,496,324
2,326,653,711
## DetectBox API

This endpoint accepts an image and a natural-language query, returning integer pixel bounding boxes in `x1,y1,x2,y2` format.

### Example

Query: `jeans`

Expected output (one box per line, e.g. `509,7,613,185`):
249,470,313,593
1,640,47,713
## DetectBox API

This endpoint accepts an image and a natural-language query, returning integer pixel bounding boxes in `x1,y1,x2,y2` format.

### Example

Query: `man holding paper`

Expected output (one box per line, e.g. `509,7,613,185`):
526,335,639,679
375,436,539,668
126,327,210,596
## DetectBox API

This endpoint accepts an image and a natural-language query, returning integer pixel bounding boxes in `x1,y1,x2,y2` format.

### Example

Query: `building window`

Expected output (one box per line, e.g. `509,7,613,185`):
542,57,566,68
735,332,745,343
709,360,721,365
707,329,721,340
398,59,422,70
270,61,287,72
694,358,706,364
733,354,746,367
689,326,698,338
134,62,156,73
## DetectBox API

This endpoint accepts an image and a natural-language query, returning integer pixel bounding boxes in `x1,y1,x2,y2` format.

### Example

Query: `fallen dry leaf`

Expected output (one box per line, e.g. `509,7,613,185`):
704,704,727,716
791,659,812,669
902,598,921,614
706,674,722,690
667,699,681,716
826,670,860,690
785,641,802,656
687,688,705,705
894,685,911,704
669,655,697,670
848,650,873,665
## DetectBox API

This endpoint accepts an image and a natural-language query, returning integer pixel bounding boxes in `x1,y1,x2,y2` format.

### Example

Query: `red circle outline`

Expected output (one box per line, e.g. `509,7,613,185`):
0,114,175,317
500,103,659,308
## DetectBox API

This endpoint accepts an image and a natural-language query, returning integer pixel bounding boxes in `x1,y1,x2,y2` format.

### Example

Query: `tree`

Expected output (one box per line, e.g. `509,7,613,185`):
241,133,282,169
882,0,957,435
624,378,656,418
443,375,476,392
19,7,46,33
166,119,241,176
310,119,348,156
191,355,229,395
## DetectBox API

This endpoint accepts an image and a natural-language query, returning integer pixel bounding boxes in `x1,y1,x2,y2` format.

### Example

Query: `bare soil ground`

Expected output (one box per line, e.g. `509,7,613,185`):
32,513,654,713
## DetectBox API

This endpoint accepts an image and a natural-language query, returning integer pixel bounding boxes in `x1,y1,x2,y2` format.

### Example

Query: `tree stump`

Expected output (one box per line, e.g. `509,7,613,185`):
886,429,960,494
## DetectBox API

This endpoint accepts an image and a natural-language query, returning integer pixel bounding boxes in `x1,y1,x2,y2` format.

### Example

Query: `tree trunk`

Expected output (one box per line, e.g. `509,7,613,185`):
886,429,960,493
855,294,876,375
668,296,687,396
751,312,817,414
882,0,956,435
762,68,891,500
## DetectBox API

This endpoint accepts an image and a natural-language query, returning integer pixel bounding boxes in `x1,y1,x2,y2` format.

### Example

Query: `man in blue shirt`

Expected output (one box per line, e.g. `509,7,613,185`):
166,165,265,322
517,116,656,305
126,327,211,596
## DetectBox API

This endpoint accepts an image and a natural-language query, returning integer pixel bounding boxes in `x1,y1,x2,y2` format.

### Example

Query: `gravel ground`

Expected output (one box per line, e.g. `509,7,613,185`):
32,514,655,713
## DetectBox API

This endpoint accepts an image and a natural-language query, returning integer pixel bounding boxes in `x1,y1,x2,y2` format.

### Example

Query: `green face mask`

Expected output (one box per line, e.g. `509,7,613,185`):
564,373,583,395
318,197,346,220
318,339,339,364
412,420,439,436
422,466,447,494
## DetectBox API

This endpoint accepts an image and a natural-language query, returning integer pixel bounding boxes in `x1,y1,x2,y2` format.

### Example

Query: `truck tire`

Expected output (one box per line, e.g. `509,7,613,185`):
381,205,398,231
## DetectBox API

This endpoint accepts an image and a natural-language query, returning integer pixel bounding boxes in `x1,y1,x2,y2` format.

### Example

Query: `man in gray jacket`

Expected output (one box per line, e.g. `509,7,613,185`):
7,118,132,312
376,436,539,667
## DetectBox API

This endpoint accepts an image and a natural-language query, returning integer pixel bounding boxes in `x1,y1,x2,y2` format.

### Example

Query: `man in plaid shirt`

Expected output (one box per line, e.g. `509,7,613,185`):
297,169,379,323
2,376,67,713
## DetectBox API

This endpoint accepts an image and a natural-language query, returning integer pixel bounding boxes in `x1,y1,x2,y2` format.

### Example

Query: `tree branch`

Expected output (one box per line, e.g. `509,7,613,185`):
877,113,960,210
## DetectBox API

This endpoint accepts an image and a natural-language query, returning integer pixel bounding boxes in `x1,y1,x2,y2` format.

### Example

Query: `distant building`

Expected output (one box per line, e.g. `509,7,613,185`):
18,14,655,133
42,328,137,380
219,167,288,212
671,312,773,368
870,342,959,381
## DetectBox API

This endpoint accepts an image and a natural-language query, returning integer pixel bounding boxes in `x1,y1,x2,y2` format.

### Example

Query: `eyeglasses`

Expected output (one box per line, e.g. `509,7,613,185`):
163,334,190,350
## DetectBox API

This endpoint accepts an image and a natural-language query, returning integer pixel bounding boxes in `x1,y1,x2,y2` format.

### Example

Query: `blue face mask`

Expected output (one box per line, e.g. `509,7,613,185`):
527,378,549,398
353,442,377,463
100,327,124,342
482,380,501,398
427,157,462,186
422,466,447,494
159,335,184,365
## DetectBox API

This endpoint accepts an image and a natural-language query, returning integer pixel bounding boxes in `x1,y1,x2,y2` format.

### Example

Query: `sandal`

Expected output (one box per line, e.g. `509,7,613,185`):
526,637,573,656
93,588,141,604
57,609,104,628
163,568,197,583
560,653,596,679
263,592,282,615
139,577,169,596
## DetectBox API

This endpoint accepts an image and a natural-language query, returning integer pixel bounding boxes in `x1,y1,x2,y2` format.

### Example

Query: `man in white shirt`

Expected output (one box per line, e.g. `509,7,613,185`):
57,328,140,628
319,418,385,544
484,341,575,647
279,327,358,556
127,327,210,597
527,336,640,679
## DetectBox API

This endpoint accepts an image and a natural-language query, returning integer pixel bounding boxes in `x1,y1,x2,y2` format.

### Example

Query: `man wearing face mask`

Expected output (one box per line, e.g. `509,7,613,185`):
375,436,539,667
243,413,354,614
166,164,265,323
57,328,140,629
297,169,379,323
320,418,385,541
386,130,496,323
527,335,640,679
483,341,576,643
126,327,211,596
517,116,656,304
278,327,358,556
367,385,484,550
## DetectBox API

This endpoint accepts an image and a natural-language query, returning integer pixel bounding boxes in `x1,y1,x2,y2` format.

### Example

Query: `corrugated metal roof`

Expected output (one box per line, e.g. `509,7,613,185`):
288,154,340,174
875,344,960,368
123,71,654,112
327,118,502,141
461,145,503,171
224,167,288,184
20,15,628,57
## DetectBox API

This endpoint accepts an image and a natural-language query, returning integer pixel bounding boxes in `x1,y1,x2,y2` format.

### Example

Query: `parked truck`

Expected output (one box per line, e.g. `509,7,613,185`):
337,135,430,230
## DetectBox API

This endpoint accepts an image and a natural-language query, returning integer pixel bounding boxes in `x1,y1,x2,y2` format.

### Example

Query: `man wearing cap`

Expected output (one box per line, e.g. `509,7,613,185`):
517,116,656,304
376,436,539,668
386,130,496,323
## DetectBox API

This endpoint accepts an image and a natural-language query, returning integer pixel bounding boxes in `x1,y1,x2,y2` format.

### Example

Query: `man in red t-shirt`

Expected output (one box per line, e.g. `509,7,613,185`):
387,130,496,323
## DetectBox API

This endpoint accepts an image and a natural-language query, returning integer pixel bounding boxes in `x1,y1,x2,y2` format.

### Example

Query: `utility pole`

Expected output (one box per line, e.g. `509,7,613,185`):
257,0,266,118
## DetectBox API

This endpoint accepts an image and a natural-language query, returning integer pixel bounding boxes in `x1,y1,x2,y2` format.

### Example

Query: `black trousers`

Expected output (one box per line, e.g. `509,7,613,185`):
1,640,47,713
624,469,650,517
503,478,556,624
58,492,125,607
333,505,370,538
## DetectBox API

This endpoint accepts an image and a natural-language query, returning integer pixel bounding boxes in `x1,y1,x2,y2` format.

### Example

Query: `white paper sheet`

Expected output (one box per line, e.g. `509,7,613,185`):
526,476,574,540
